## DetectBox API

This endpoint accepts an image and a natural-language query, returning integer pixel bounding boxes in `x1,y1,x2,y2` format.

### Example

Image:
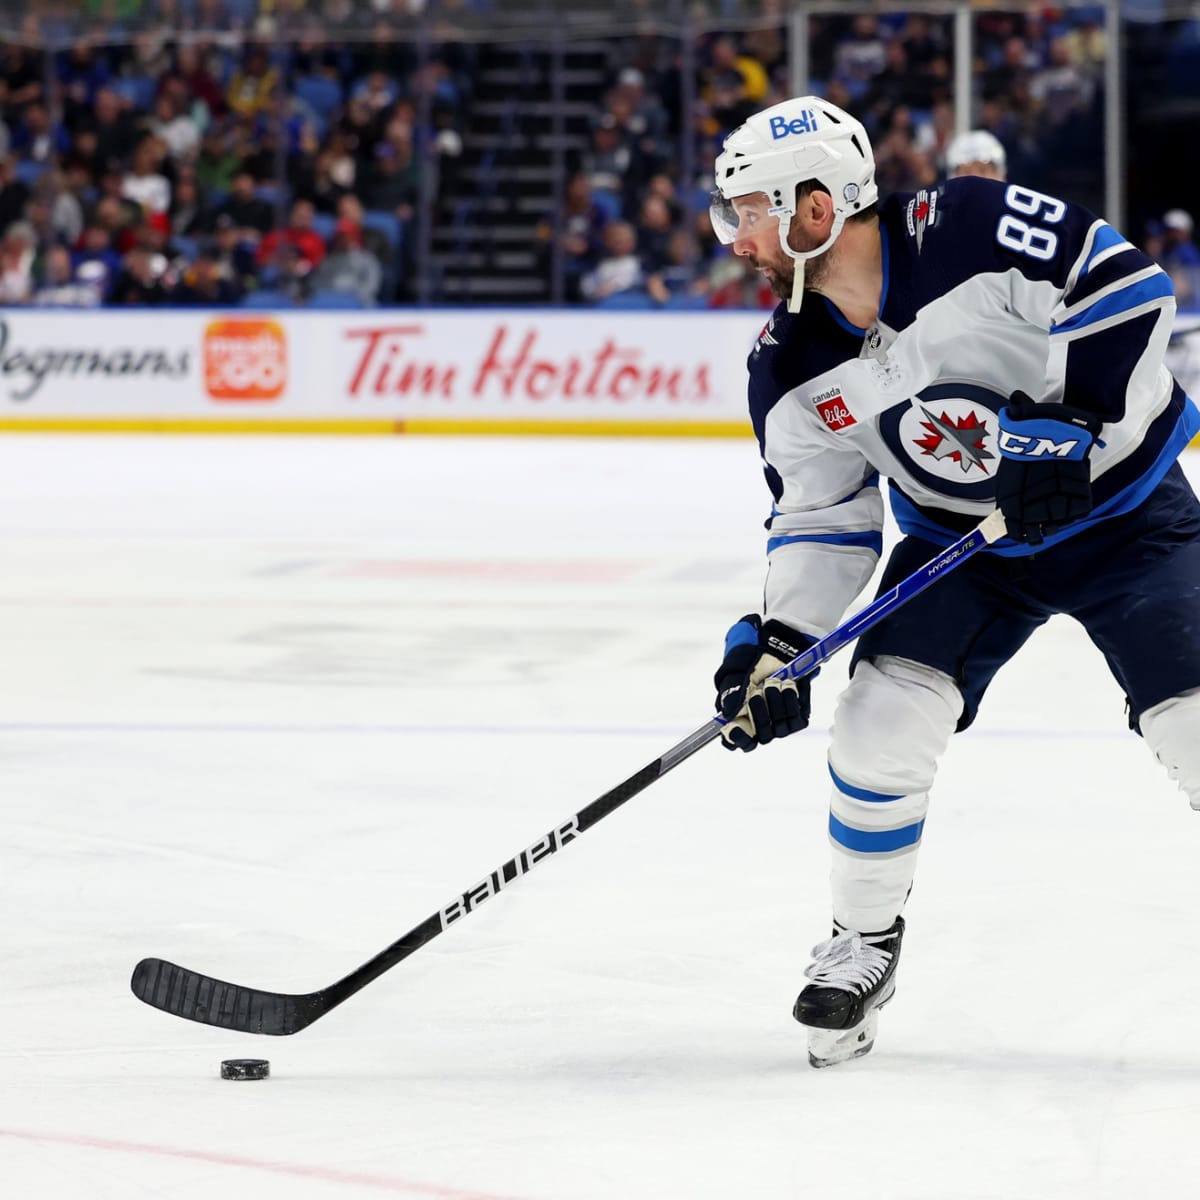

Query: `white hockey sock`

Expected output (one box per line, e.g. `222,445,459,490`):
826,656,962,931
1141,687,1200,810
827,772,929,933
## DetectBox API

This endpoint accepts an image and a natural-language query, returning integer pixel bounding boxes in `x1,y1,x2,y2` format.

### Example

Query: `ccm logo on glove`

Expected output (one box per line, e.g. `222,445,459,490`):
994,391,1103,545
996,421,1092,460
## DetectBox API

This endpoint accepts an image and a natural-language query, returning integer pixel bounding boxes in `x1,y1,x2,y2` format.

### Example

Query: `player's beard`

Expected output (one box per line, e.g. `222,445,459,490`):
753,238,831,300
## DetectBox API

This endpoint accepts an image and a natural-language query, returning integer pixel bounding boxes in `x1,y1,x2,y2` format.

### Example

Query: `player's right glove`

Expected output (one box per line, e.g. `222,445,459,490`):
714,614,814,752
994,391,1103,546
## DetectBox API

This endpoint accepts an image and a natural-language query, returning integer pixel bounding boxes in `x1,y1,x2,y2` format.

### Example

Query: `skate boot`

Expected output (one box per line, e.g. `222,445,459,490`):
792,916,904,1068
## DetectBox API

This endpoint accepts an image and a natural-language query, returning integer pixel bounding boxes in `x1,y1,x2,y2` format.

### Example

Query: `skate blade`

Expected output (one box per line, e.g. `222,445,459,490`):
807,1009,879,1069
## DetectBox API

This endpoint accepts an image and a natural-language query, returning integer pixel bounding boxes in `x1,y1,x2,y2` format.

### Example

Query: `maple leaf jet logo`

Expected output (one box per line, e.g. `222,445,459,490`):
913,405,995,474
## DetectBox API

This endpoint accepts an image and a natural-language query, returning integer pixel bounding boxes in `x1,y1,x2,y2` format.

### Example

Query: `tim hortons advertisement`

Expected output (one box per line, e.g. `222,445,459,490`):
326,312,762,421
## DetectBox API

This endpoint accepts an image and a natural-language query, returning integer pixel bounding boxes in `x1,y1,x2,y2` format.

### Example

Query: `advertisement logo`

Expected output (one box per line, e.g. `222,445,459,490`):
0,317,190,403
813,385,856,431
343,323,713,405
769,110,818,140
204,319,287,401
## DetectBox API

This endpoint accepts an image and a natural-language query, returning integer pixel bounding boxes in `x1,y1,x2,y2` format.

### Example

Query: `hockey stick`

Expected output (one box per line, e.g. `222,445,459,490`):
130,509,1008,1036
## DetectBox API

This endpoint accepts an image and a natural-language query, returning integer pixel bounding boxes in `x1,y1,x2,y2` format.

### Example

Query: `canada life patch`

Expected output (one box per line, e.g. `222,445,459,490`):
813,386,856,431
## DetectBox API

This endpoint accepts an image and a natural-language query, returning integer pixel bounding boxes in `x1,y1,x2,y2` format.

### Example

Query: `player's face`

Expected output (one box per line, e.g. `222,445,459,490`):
730,194,793,299
729,193,832,299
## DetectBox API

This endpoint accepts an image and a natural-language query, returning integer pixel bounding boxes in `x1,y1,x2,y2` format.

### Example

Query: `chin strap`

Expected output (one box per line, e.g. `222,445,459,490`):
776,211,846,313
788,252,805,312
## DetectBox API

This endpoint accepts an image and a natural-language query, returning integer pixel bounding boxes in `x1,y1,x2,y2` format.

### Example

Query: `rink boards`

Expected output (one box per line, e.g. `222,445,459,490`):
3,307,1200,437
0,308,763,436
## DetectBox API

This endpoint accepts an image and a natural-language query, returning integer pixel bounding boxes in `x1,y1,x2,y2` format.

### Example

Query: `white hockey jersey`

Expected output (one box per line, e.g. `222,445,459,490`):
748,175,1200,640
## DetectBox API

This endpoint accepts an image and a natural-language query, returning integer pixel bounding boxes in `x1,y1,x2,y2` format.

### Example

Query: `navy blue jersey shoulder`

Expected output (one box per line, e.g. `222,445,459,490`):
746,293,861,449
881,177,1102,318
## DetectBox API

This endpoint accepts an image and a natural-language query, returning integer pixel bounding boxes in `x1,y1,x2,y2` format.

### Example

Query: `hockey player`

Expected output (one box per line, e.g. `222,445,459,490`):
708,96,1200,1067
943,127,1007,180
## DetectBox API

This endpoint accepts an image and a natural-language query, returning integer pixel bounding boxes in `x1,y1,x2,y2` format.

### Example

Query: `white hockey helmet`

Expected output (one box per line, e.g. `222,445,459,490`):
710,95,877,310
944,129,1006,177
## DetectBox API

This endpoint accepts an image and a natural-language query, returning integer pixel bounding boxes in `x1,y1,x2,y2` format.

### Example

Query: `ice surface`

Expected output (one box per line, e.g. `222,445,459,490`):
2,433,1200,1199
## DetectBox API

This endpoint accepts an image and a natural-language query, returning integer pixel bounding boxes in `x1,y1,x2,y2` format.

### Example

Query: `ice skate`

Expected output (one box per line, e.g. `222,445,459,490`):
793,916,904,1068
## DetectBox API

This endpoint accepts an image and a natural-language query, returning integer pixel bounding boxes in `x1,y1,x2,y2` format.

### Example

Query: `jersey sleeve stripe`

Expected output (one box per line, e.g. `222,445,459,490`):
1053,272,1175,336
766,529,884,555
1077,223,1132,279
769,472,881,518
1068,248,1161,306
1088,399,1200,517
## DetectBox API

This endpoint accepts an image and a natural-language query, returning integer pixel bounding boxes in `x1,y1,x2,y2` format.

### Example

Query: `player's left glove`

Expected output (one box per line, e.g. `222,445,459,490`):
714,614,814,752
994,391,1104,546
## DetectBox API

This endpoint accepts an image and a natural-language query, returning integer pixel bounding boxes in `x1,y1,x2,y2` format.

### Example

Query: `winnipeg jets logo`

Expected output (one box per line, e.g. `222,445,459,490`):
880,385,1005,497
912,404,994,474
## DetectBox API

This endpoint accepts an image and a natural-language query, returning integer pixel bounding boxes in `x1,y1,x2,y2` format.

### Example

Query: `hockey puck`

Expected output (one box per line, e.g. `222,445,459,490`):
220,1058,270,1081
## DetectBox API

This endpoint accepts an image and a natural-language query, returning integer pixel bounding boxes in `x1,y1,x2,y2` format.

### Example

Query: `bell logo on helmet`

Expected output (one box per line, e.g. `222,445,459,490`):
769,110,819,140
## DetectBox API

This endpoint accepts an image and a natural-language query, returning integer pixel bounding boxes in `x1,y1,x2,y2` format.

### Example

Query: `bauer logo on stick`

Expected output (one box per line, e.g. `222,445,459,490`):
439,818,581,930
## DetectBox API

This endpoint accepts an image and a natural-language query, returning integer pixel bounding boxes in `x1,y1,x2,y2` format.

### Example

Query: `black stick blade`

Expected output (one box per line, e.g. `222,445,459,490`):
131,958,322,1036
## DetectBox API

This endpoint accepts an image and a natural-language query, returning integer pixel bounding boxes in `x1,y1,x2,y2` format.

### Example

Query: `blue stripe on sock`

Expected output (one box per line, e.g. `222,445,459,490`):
829,813,925,853
828,763,904,803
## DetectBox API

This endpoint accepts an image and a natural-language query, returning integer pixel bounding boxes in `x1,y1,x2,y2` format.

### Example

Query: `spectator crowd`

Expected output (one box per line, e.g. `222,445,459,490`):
0,10,473,308
540,4,1131,310
1,2,1198,312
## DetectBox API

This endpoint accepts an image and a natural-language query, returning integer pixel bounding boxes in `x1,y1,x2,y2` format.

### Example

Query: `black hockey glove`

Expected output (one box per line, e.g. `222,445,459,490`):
714,614,814,752
994,391,1103,546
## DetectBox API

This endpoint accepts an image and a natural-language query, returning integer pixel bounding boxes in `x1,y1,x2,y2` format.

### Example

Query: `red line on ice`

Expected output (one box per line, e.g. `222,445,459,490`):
0,1128,528,1199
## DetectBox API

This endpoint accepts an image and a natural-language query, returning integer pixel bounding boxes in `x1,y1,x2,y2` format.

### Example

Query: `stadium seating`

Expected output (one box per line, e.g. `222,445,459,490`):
308,289,365,308
239,289,296,308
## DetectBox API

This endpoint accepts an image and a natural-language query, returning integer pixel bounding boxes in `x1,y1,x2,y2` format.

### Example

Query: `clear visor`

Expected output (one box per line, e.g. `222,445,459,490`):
708,191,740,245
